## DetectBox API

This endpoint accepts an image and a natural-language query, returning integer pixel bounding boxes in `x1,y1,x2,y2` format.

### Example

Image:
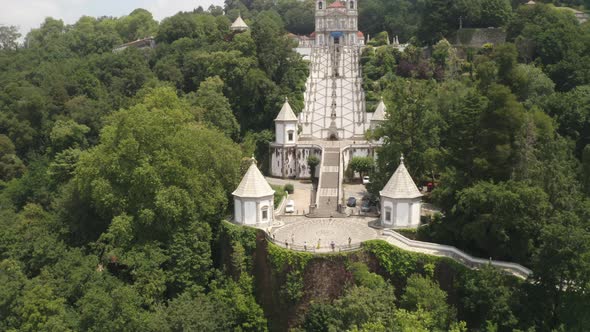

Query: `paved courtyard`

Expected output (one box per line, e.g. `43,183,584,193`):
271,217,380,252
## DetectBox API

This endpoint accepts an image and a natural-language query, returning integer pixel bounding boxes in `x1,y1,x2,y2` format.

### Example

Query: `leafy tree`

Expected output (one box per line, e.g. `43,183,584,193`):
307,154,320,179
330,284,397,330
69,86,241,244
0,25,21,50
348,156,375,178
480,0,512,27
460,266,518,330
160,290,233,331
531,219,590,329
418,0,456,45
372,79,441,187
14,280,72,332
251,10,292,81
0,134,25,182
478,84,526,180
187,76,240,139
49,120,90,153
76,276,146,331
0,259,27,330
452,181,551,262
116,9,158,42
401,274,456,330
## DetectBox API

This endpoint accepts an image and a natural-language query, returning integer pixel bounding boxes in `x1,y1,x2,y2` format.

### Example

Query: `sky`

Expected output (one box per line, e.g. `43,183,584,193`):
0,0,226,37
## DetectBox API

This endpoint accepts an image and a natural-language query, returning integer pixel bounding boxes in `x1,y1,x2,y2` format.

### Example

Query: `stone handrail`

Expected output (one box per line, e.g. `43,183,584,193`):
381,230,532,279
274,192,289,216
314,146,326,208
265,231,362,254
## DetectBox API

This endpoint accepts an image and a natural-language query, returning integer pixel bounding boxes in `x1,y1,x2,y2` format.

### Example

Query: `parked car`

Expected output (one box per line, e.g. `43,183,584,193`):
347,197,357,207
361,201,371,212
362,176,370,185
285,200,295,213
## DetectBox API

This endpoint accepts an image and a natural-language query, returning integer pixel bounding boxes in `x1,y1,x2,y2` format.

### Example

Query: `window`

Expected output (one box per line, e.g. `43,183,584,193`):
288,130,294,142
385,208,392,222
262,207,269,221
318,1,323,9
350,1,355,9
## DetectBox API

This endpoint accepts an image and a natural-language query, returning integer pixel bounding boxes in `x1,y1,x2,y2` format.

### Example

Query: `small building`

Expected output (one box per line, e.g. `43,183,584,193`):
232,157,275,226
275,97,299,146
230,15,249,32
113,37,156,53
379,155,422,228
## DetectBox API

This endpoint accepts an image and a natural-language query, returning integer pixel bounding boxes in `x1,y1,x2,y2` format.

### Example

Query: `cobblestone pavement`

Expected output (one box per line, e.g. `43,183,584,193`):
272,217,380,251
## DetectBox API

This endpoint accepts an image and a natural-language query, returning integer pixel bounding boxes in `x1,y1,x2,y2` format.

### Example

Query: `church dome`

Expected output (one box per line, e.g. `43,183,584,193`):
230,15,249,31
274,97,298,122
232,159,275,198
380,156,422,199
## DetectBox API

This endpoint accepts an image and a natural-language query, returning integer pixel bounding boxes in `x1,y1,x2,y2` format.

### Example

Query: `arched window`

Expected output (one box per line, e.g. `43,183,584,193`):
318,1,323,9
287,130,294,142
385,207,392,222
350,1,355,9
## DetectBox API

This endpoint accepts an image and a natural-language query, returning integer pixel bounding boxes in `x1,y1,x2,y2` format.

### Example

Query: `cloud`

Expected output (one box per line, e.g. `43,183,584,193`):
0,0,225,37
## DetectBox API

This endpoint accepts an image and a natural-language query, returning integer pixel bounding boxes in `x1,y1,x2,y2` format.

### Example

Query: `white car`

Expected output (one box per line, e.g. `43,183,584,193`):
362,176,370,185
285,200,295,213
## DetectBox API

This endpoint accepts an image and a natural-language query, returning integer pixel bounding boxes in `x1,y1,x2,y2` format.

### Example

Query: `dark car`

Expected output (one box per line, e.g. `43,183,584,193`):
360,201,371,212
347,197,357,207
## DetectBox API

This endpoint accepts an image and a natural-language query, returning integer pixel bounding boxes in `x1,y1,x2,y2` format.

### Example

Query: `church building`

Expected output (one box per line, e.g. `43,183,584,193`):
270,0,382,179
266,0,422,218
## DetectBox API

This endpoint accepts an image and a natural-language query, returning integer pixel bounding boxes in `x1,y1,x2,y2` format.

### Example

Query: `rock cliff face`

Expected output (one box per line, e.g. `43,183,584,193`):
252,231,360,331
217,224,467,331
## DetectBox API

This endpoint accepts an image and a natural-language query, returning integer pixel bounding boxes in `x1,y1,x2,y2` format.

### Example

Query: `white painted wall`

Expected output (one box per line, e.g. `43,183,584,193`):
234,199,242,224
380,198,422,228
244,201,256,225
411,202,422,227
396,202,410,227
284,123,298,144
275,123,285,144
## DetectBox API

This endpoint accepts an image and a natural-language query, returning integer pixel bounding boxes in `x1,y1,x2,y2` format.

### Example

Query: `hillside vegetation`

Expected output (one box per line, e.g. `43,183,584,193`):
0,0,589,331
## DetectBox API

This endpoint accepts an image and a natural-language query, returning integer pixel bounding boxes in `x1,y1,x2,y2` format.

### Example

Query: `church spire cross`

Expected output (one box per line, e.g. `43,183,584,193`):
400,153,404,163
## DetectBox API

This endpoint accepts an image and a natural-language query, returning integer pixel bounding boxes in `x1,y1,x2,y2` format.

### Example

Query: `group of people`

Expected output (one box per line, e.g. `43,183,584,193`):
279,234,353,252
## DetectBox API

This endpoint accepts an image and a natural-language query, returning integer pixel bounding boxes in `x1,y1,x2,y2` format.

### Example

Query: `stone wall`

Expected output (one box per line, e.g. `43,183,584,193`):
270,145,322,179
451,28,507,48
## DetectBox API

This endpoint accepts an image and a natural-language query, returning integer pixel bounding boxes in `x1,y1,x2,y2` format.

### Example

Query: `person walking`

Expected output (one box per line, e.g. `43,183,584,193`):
348,237,352,247
330,240,335,252
304,241,308,251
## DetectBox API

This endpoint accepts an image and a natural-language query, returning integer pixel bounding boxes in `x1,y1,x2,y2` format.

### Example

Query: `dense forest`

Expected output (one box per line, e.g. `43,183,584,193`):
0,0,589,331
